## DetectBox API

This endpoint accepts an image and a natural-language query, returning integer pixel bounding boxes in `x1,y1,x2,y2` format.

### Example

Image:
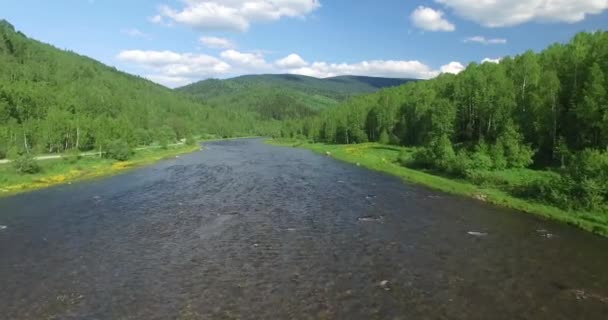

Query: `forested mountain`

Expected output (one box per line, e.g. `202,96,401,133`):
177,74,414,120
0,20,271,159
282,31,608,213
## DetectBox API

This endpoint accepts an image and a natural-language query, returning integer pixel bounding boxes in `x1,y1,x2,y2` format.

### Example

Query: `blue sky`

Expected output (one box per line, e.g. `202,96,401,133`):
2,0,608,87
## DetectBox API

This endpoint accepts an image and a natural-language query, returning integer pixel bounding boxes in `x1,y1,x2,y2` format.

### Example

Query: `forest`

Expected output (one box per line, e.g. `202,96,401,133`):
280,31,608,216
1,17,607,221
177,74,413,120
0,20,276,160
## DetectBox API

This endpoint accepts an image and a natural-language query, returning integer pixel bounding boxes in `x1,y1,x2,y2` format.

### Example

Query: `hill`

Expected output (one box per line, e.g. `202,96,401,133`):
0,20,268,159
176,74,415,120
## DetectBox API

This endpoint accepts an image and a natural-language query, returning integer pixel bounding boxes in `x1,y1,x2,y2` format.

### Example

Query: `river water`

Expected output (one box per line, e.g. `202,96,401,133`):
1,139,607,319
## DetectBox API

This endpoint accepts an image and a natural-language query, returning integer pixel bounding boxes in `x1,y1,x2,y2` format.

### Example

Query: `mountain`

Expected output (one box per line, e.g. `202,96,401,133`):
176,74,416,120
0,20,269,158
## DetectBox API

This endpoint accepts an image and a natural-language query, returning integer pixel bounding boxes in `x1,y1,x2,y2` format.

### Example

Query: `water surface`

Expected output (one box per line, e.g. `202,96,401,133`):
1,139,607,319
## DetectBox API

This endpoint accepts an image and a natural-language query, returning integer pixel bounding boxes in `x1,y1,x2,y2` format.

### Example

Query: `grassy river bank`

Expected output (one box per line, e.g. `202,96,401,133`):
269,139,608,237
0,143,201,197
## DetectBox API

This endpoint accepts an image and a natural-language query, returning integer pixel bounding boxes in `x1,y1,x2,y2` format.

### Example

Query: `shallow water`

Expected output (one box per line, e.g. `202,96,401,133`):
1,138,607,319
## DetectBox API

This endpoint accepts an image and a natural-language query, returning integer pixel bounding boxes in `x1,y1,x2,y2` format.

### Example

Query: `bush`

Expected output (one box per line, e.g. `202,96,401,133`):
378,130,390,145
185,135,197,146
13,154,41,174
518,175,573,209
397,149,412,166
497,126,535,168
409,147,435,169
518,150,608,212
468,151,494,171
389,133,401,146
430,135,456,171
61,150,82,164
104,140,133,161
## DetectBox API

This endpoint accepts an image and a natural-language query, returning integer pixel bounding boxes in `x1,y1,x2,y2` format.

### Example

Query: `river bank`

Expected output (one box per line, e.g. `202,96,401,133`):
0,144,201,197
269,139,608,237
3,138,607,319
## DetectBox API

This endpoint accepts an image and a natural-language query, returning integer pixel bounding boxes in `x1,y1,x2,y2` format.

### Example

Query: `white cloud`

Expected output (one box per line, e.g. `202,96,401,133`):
200,36,235,49
120,28,151,39
287,60,440,79
154,0,321,32
220,49,270,69
145,75,193,87
117,49,462,87
482,57,502,64
410,6,455,31
436,0,608,27
275,53,308,68
440,61,465,74
464,36,507,45
117,50,231,87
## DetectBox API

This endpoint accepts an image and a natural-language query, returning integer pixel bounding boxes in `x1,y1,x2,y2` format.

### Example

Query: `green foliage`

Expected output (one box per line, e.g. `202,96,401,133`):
496,125,535,168
281,31,608,215
378,130,390,145
104,140,133,161
520,149,608,212
185,135,198,146
0,21,278,157
61,149,82,164
178,74,414,121
12,154,41,174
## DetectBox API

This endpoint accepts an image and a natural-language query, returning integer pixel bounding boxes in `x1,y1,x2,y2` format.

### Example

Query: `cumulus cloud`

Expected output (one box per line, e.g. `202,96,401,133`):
436,0,608,27
153,0,321,31
286,60,440,79
410,6,455,31
464,36,507,45
117,50,231,87
117,49,464,87
220,49,270,69
200,36,235,49
275,53,308,68
482,57,502,64
439,61,465,74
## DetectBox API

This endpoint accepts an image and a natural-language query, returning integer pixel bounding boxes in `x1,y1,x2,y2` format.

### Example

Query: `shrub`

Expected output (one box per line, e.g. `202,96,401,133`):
61,150,82,164
430,135,456,171
13,154,41,174
518,175,572,209
497,126,535,168
378,130,390,145
409,147,435,169
397,149,412,166
468,151,494,171
490,142,507,170
518,150,608,212
185,135,197,146
135,128,153,146
104,140,133,161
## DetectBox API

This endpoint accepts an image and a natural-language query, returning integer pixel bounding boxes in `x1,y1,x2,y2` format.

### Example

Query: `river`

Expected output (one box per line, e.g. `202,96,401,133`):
1,138,607,319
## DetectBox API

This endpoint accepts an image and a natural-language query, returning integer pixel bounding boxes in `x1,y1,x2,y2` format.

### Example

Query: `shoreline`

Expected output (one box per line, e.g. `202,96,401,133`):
0,144,202,198
268,139,608,237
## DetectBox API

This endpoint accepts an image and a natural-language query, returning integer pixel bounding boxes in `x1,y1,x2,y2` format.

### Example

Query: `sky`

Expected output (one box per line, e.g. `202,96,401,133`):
2,0,608,87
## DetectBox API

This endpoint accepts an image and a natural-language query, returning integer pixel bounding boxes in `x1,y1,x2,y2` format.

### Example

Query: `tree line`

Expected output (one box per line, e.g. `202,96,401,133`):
0,20,276,159
281,31,608,213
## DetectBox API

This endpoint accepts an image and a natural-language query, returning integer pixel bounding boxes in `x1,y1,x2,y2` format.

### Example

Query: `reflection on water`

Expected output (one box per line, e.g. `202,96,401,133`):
1,139,607,319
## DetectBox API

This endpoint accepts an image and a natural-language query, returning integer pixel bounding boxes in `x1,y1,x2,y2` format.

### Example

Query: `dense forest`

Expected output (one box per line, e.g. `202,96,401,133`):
0,20,275,159
0,19,410,159
178,74,413,120
281,31,608,214
2,18,607,216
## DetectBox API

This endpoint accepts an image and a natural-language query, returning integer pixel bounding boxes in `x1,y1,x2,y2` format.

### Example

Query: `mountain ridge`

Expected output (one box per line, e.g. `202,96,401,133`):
176,74,417,120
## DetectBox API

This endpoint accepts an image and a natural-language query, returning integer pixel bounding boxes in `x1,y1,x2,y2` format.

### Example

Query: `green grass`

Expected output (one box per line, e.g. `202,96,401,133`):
269,138,608,237
0,144,201,197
